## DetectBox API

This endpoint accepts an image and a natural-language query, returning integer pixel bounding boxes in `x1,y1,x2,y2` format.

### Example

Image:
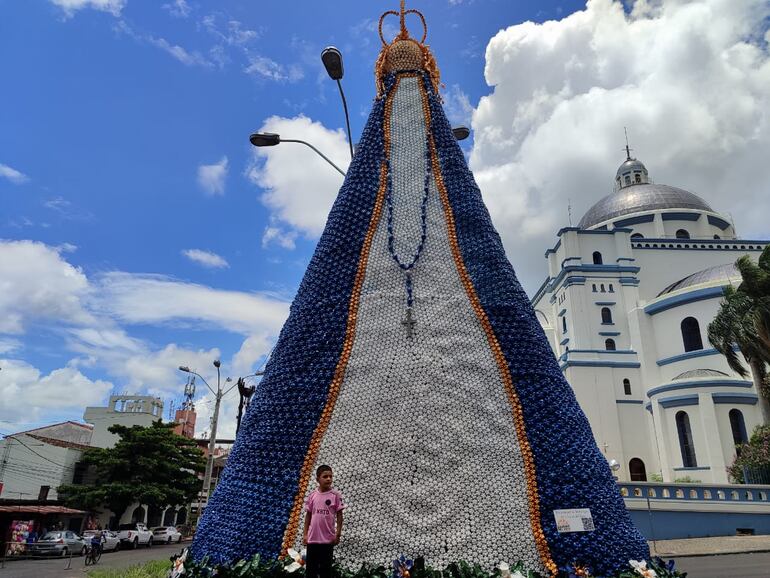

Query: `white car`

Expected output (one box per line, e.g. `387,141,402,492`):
83,530,121,552
152,526,182,543
117,523,153,548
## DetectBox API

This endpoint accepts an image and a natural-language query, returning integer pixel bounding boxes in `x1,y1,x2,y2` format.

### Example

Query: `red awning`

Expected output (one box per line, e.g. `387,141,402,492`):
0,505,86,515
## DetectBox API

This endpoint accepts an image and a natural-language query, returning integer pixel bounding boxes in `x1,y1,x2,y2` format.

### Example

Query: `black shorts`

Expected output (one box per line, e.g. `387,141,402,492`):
305,543,334,578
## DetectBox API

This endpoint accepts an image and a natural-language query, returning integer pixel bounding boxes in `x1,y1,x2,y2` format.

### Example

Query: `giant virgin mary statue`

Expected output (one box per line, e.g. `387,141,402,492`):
190,4,649,576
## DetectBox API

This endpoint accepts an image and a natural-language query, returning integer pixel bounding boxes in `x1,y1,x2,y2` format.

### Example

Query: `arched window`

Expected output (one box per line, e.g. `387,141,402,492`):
601,307,613,324
600,284,606,292
608,284,614,293
623,378,632,395
629,458,647,481
713,234,721,240
676,229,690,239
592,251,603,265
605,338,616,351
562,316,567,334
681,317,703,352
729,409,748,449
625,175,631,185
592,284,597,292
131,505,147,524
676,411,697,468
634,173,642,184
631,233,644,239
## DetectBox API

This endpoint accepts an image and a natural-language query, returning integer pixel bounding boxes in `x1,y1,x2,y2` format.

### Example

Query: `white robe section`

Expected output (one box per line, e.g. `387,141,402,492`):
296,77,543,572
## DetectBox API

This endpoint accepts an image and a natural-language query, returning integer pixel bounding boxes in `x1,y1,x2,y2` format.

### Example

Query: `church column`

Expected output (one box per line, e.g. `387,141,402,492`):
698,393,728,483
653,213,665,237
650,400,673,481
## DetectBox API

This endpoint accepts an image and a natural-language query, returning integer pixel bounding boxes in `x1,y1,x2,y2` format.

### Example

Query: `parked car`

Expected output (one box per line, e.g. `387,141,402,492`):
29,531,87,557
82,529,121,552
117,523,153,549
152,526,182,543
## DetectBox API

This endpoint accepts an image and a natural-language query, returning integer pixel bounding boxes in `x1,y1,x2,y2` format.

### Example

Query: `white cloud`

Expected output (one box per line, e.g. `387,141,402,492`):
0,239,291,426
244,56,303,82
162,0,190,18
115,21,212,68
50,0,124,17
197,156,228,195
0,163,29,184
261,226,297,250
95,272,289,335
247,115,350,238
56,242,78,253
0,359,113,425
442,84,474,128
202,15,260,47
0,338,21,355
468,0,770,293
147,35,212,67
0,240,94,334
230,333,271,378
182,248,229,269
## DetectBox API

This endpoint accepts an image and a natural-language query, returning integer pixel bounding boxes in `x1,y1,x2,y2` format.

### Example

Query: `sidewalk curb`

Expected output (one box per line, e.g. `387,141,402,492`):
653,548,770,558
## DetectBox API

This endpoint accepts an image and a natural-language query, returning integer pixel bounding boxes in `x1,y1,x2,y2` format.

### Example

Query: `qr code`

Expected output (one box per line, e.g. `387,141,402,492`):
581,517,595,531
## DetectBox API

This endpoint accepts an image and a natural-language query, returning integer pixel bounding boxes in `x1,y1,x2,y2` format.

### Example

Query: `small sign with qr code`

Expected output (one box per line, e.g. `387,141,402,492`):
553,508,595,532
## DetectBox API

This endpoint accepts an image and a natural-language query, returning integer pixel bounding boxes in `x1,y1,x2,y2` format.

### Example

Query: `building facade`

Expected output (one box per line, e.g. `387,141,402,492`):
83,395,164,448
0,421,93,501
532,154,769,484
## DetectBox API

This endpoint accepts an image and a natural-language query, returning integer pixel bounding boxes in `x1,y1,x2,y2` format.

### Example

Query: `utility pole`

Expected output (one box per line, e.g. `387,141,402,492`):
178,360,237,512
203,360,222,503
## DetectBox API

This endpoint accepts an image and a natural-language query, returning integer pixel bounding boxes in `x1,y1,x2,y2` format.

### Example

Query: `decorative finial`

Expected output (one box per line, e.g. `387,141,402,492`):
624,127,633,161
374,2,441,98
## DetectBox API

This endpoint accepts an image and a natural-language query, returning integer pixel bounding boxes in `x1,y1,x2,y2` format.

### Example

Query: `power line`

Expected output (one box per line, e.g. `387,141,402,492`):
4,435,73,469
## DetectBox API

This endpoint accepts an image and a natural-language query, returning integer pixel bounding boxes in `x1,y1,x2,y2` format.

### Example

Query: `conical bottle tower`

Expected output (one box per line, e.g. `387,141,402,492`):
191,4,649,575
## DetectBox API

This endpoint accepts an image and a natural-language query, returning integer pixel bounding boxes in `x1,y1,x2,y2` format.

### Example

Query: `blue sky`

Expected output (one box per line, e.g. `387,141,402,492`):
2,0,768,437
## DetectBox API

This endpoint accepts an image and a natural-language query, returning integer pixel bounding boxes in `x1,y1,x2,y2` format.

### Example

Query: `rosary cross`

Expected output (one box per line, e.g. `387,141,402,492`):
402,307,417,339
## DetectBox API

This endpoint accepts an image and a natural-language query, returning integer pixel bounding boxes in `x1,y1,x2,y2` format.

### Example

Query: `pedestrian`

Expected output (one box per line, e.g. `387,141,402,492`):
302,464,346,578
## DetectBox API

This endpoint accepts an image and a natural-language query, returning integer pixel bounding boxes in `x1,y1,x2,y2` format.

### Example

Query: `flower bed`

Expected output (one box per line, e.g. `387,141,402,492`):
168,550,687,578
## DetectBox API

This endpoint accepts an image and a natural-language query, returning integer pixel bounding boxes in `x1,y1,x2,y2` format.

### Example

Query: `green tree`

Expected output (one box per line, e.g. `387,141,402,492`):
58,420,206,522
733,248,770,353
728,424,770,483
708,246,770,421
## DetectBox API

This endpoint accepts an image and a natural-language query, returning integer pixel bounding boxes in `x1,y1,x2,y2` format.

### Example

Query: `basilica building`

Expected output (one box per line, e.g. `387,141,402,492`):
532,153,769,483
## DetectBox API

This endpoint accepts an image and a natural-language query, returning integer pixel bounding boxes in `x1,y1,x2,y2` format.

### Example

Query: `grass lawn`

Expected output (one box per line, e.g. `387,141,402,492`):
86,559,170,578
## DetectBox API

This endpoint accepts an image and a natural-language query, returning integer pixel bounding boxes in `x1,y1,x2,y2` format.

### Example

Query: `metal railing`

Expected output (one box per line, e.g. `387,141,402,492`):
741,465,770,485
1,541,75,570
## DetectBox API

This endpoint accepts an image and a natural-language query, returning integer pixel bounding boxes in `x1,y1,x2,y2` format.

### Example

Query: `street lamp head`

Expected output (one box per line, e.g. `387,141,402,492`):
213,360,221,368
608,458,621,472
249,132,281,147
179,366,191,373
452,126,471,141
321,46,344,80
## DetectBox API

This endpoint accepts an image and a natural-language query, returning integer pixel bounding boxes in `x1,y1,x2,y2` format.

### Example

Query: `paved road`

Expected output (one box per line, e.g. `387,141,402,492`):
0,542,183,578
672,552,770,577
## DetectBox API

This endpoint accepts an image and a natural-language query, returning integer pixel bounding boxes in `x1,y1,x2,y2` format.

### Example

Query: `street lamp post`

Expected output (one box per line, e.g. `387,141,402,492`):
178,361,237,510
321,46,354,160
249,132,347,177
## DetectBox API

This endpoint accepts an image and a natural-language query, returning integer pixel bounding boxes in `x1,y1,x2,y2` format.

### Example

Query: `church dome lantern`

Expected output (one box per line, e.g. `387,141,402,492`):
615,157,649,190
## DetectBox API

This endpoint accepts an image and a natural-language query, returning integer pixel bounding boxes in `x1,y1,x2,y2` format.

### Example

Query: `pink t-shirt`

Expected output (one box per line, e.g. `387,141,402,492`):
305,489,346,544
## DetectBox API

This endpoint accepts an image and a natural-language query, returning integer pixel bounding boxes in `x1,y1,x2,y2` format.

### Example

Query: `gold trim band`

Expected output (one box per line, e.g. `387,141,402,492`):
416,80,558,576
279,77,402,555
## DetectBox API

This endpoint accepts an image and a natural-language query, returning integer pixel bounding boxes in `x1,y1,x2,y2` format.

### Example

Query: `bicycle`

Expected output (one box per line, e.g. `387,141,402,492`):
84,543,102,566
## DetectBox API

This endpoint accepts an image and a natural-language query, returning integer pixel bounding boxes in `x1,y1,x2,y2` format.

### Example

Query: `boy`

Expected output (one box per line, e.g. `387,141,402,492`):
303,464,346,578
